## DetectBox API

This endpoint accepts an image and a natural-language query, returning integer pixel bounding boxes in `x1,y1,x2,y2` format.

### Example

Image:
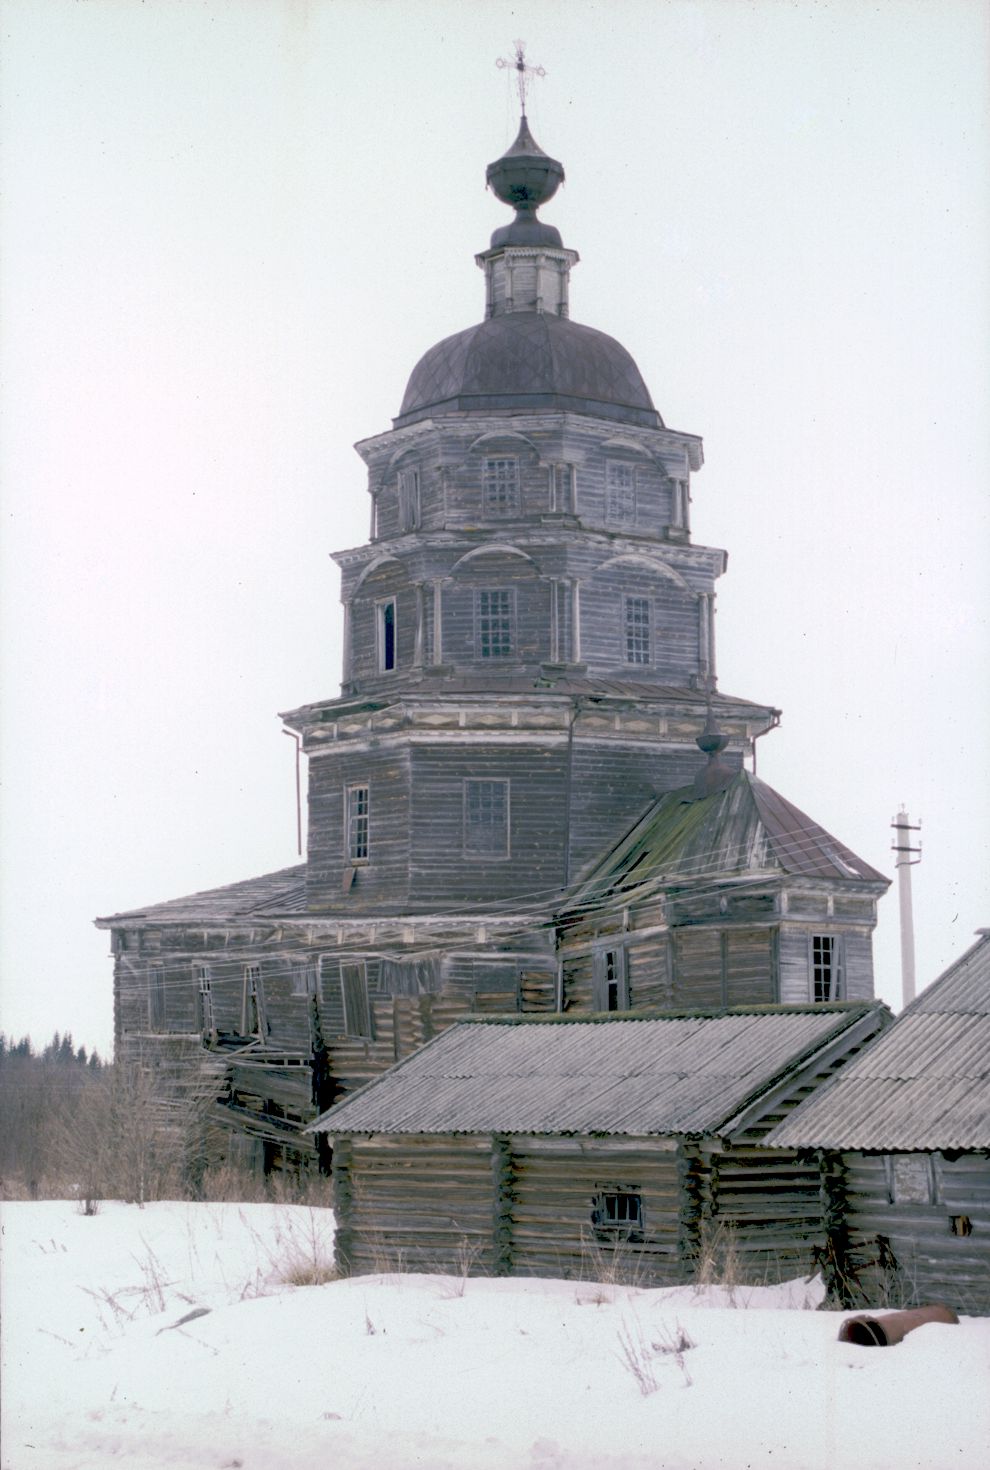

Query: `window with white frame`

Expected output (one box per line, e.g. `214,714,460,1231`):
341,962,373,1038
398,468,420,531
483,457,519,516
606,461,636,523
194,964,213,1032
377,599,396,672
811,934,843,1002
477,589,513,659
345,784,370,863
464,778,510,858
624,596,651,664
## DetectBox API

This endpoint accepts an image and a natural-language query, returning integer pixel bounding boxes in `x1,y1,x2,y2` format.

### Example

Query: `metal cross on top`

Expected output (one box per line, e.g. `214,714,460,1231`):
496,40,546,115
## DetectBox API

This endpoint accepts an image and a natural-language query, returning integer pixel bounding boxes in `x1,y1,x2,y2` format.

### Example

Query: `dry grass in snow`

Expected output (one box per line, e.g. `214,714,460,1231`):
2,1201,988,1470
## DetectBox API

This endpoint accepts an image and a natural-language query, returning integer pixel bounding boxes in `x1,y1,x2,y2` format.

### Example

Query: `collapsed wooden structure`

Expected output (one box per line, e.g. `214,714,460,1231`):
314,1005,889,1284
766,931,990,1314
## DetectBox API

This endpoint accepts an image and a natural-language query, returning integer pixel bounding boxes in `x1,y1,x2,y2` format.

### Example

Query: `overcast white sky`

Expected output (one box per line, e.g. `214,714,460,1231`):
2,0,988,1058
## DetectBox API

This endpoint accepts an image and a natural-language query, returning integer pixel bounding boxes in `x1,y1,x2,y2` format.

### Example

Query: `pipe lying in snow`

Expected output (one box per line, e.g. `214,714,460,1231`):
838,1304,959,1346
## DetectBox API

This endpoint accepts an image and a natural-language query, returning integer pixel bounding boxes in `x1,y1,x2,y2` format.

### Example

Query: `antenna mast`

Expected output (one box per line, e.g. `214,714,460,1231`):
891,806,921,1007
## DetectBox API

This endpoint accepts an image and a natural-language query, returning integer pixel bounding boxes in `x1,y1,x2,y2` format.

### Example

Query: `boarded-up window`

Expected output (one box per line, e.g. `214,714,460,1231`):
341,962,373,1038
464,779,510,858
811,935,843,1001
483,457,519,516
194,965,213,1031
242,964,265,1035
149,964,166,1029
593,947,628,1011
606,461,635,523
624,596,651,664
672,929,723,1007
398,469,420,531
887,1154,935,1205
477,589,513,658
346,784,370,863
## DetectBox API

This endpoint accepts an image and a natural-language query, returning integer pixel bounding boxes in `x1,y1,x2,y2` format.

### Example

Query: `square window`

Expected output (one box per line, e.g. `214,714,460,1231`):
464,779,510,858
592,1189,644,1243
477,589,513,659
346,784,370,863
624,597,651,664
606,462,635,522
483,457,519,516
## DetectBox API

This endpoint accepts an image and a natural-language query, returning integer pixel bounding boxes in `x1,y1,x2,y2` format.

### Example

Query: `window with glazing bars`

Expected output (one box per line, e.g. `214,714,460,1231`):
811,935,842,1002
624,596,651,664
464,779,509,857
194,965,213,1032
477,589,513,658
483,457,519,516
346,784,370,863
592,1190,644,1243
606,461,635,522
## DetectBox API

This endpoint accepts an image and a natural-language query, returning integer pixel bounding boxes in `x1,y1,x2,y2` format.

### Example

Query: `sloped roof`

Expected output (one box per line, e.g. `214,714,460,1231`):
95,865,307,927
310,1004,883,1139
764,932,990,1151
567,771,887,908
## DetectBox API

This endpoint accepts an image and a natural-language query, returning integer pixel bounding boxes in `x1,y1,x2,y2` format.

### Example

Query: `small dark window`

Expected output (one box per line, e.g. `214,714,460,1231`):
592,1190,644,1243
195,965,213,1032
149,964,166,1029
483,457,519,516
477,589,513,659
464,779,510,858
624,596,651,664
242,964,263,1035
812,934,842,1002
341,963,373,1038
378,600,396,671
950,1215,972,1237
346,784,370,863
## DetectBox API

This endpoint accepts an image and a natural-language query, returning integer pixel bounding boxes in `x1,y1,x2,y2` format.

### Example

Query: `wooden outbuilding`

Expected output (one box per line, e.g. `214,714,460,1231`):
765,931,990,1314
314,1003,888,1284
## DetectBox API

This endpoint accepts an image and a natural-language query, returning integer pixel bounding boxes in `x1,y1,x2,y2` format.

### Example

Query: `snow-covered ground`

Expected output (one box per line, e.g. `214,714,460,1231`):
2,1202,987,1470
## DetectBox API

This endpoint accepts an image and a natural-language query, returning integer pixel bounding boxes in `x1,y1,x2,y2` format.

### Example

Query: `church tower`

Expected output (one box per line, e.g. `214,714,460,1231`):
282,112,776,916
98,97,887,1173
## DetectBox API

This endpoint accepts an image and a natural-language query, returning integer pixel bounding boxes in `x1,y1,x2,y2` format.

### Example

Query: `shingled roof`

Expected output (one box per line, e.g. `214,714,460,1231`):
310,1003,886,1139
566,770,888,909
764,931,990,1152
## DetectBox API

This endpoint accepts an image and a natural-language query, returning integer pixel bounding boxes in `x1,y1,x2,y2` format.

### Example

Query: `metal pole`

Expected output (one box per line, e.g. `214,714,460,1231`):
891,807,921,1008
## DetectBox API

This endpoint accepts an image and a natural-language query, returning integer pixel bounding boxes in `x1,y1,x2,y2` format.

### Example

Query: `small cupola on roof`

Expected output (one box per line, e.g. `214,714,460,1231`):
395,100,661,431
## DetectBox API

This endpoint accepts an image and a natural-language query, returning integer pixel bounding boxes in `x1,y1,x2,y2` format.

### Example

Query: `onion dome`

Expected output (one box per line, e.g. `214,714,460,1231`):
485,114,565,248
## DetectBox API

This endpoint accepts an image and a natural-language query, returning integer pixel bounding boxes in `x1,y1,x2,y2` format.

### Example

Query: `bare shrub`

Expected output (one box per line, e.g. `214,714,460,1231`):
692,1218,741,1300
617,1314,695,1395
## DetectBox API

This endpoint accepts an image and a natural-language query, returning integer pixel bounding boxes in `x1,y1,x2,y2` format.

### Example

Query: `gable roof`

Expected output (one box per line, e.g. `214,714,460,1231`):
764,931,990,1151
566,771,887,909
310,1003,885,1140
94,865,307,927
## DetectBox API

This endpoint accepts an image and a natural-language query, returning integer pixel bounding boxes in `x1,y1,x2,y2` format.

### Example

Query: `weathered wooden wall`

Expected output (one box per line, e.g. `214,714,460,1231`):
828,1150,990,1314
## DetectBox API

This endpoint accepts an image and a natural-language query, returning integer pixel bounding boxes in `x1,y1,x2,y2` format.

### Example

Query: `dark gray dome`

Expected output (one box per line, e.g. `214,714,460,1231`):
395,312,662,429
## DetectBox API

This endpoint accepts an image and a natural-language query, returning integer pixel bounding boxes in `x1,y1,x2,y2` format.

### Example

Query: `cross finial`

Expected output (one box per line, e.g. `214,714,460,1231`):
496,40,546,116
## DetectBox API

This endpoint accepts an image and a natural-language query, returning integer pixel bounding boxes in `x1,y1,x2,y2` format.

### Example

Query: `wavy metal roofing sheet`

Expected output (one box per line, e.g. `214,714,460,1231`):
313,1009,865,1138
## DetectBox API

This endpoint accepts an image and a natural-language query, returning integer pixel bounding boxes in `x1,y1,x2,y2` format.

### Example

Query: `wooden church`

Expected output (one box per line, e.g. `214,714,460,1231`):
97,102,889,1179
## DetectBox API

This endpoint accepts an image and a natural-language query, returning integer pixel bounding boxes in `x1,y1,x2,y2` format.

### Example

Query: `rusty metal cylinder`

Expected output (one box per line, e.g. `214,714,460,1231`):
838,1304,959,1346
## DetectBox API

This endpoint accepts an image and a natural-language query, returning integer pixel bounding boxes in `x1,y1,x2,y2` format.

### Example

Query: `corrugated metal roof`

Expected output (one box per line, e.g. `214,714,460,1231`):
95,865,307,926
567,771,886,908
764,933,990,1151
311,1006,876,1139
